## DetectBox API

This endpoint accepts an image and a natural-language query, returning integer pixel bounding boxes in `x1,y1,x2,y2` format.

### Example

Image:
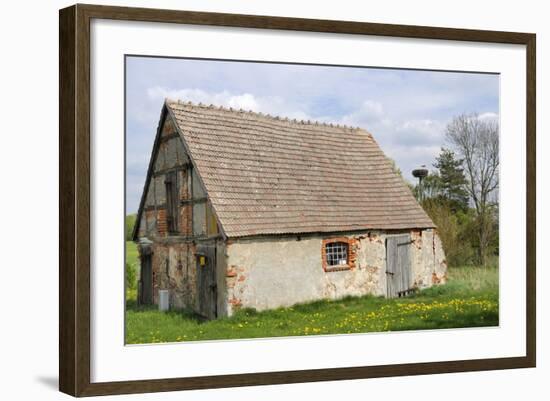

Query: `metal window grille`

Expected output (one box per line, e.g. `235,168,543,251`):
325,242,349,266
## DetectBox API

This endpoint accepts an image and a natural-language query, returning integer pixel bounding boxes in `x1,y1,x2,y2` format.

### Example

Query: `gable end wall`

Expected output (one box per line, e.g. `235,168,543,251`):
135,111,221,313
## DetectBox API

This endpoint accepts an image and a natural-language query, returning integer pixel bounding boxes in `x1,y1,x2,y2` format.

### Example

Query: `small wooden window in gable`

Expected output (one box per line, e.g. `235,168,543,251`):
164,171,179,234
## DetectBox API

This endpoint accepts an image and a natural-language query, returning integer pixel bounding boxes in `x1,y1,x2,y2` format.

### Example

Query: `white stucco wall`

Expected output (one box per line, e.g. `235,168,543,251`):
222,230,447,316
410,229,448,288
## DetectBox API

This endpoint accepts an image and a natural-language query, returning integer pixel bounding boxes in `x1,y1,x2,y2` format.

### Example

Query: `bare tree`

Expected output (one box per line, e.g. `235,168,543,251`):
446,113,499,266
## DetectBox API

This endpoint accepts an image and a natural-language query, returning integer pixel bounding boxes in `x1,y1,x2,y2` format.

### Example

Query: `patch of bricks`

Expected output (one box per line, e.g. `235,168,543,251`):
226,266,238,277
348,238,358,269
228,297,242,309
157,209,167,236
178,205,191,235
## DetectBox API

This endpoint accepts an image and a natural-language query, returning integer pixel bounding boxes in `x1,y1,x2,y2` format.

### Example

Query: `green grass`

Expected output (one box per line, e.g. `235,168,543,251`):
125,258,499,344
126,241,139,302
126,240,139,267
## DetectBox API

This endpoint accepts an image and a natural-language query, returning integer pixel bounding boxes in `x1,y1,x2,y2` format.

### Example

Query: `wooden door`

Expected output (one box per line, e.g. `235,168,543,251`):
386,234,413,298
139,253,153,305
196,244,218,319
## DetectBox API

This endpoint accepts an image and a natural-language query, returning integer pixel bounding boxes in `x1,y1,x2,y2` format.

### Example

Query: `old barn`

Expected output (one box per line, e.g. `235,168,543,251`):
132,100,447,319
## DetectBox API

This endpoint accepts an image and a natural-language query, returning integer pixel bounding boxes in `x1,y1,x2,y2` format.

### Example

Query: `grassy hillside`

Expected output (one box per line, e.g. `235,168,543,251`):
125,254,498,344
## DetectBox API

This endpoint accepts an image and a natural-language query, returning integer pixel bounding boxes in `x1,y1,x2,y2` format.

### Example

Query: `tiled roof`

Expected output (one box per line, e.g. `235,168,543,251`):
166,100,434,237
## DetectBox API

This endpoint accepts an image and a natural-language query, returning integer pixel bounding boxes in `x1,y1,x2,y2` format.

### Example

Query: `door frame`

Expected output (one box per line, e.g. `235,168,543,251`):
138,246,153,305
196,244,218,319
385,233,413,298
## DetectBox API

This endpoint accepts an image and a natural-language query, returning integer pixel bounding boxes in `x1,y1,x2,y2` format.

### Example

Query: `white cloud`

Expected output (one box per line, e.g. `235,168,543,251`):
393,119,446,146
477,112,499,122
146,86,314,121
227,93,258,111
337,98,446,151
340,100,386,127
147,87,258,110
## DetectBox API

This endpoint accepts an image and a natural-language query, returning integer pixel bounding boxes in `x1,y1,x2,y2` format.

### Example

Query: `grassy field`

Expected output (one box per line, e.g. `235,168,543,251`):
126,241,139,301
125,241,498,344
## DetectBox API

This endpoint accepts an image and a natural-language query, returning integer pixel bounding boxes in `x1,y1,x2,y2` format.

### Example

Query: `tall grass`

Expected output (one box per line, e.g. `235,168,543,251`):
419,264,498,298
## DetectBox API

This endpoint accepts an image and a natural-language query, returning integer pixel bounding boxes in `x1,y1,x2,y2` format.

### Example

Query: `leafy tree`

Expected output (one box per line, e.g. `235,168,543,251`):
433,148,469,211
416,172,443,200
446,113,499,266
422,199,475,267
413,124,499,267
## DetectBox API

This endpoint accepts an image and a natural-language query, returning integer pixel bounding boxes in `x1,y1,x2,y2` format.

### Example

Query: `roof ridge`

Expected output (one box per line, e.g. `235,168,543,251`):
165,98,362,131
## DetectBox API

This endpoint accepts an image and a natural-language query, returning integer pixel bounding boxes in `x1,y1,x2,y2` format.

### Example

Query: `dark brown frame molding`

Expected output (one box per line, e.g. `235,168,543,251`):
59,3,536,397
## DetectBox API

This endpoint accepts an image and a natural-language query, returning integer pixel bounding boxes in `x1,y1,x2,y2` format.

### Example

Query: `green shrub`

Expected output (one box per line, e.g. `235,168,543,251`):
422,200,475,266
125,214,137,241
126,262,137,291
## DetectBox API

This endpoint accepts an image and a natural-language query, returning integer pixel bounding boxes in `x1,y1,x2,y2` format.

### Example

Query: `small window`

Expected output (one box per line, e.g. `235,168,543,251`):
325,242,349,267
165,171,179,234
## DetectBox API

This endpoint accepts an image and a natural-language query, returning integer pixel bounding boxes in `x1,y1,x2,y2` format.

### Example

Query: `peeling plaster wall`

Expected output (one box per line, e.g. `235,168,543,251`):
150,241,198,311
223,230,447,316
411,229,448,288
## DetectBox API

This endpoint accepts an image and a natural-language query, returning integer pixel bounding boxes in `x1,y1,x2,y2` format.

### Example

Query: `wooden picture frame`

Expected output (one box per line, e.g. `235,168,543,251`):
59,3,536,397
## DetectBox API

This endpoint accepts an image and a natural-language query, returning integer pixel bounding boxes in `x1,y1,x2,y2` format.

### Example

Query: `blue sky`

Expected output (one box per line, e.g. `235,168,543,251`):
126,56,499,214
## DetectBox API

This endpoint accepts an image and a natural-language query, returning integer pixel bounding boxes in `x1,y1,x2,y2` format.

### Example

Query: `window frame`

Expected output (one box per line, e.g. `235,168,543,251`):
322,237,353,272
